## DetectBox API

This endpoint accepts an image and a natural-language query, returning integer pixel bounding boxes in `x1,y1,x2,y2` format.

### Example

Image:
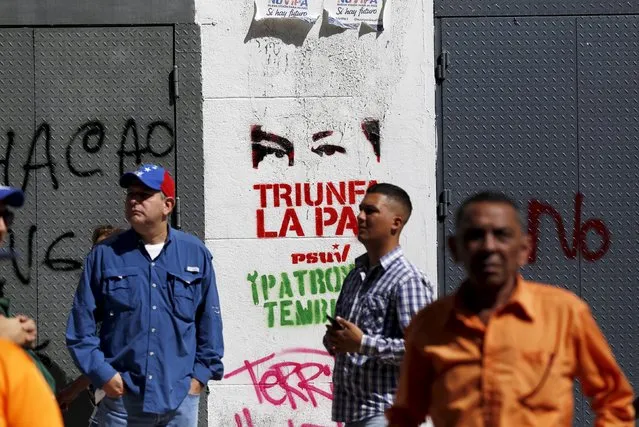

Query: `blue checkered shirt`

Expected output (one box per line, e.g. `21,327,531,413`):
328,246,434,423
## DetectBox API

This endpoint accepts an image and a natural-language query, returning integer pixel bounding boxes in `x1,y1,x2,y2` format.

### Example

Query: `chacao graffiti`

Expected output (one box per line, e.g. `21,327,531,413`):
1,118,174,286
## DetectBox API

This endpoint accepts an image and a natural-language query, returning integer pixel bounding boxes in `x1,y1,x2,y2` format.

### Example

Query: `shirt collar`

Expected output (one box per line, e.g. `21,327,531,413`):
354,245,404,271
451,274,536,324
134,224,174,246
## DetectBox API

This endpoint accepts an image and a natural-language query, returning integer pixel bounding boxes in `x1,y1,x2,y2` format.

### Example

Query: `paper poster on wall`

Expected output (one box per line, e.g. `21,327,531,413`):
255,0,321,23
325,0,385,31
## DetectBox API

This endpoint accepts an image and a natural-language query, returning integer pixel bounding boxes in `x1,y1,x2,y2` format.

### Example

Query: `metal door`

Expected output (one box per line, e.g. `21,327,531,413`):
438,15,639,425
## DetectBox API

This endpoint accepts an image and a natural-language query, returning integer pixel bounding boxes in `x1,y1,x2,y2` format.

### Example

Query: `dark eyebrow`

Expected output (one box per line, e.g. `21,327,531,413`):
251,125,294,152
312,130,334,142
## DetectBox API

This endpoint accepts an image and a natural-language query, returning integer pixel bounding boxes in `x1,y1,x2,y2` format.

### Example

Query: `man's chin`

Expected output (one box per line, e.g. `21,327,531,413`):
471,272,508,289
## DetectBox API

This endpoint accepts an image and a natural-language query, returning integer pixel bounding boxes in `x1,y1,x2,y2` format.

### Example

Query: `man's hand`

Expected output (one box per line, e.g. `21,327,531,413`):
57,386,81,412
0,314,37,348
103,373,125,398
16,314,37,348
189,377,204,395
325,317,364,354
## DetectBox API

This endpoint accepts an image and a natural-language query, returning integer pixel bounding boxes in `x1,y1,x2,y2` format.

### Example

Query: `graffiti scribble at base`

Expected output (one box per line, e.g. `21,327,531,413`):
234,407,344,427
225,348,334,410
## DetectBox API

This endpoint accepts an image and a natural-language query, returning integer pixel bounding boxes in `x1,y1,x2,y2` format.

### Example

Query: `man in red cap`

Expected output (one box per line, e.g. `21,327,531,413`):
66,164,224,426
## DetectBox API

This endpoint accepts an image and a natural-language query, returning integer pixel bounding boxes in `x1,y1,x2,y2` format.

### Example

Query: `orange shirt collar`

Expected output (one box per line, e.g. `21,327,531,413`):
451,275,536,325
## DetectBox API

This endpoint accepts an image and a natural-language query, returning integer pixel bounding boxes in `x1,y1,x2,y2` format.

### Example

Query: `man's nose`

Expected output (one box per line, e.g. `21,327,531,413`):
0,216,8,235
481,232,497,251
357,210,366,221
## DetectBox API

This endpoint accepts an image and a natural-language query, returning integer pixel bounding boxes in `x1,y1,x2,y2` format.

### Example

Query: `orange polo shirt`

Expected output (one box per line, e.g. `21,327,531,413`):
387,276,635,427
0,339,63,427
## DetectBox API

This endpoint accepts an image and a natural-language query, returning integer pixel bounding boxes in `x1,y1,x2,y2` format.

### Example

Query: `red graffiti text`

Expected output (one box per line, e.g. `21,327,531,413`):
234,407,343,427
224,348,334,410
527,193,611,263
291,244,351,265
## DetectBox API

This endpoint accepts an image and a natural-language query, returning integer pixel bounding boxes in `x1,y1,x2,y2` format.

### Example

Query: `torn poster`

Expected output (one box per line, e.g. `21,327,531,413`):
325,0,385,31
255,0,321,23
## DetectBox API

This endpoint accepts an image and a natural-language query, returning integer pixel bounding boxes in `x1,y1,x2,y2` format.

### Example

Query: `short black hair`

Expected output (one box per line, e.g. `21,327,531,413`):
455,191,523,229
366,183,413,222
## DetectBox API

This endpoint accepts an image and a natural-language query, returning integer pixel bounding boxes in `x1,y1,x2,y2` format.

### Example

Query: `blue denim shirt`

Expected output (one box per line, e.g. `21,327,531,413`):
66,227,224,414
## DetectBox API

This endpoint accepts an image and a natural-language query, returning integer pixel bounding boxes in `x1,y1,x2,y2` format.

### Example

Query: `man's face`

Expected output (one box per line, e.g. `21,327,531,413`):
357,193,400,245
449,201,530,289
0,201,12,246
125,182,171,230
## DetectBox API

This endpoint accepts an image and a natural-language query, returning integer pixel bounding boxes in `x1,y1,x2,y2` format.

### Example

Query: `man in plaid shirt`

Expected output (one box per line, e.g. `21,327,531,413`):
323,183,434,427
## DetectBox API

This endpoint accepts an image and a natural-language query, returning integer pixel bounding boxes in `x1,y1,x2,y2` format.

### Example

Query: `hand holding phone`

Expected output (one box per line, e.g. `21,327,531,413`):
326,314,344,330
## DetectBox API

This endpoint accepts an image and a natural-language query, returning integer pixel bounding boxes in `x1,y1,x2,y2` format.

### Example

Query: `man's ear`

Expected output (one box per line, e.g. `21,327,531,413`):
164,197,176,215
518,234,532,267
390,215,403,235
448,236,459,263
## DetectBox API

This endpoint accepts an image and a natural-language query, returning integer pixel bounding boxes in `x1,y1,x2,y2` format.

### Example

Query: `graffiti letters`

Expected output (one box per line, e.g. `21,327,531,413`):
0,117,174,284
234,407,343,427
247,264,354,327
254,180,375,238
225,348,334,410
527,193,611,263
291,244,351,265
1,118,174,191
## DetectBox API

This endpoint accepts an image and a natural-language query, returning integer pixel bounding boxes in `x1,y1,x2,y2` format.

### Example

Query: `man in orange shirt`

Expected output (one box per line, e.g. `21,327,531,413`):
387,191,635,427
0,339,64,427
0,185,63,427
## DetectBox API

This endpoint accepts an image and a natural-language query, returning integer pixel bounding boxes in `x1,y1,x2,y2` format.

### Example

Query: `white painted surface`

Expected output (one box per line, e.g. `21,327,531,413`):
197,0,436,425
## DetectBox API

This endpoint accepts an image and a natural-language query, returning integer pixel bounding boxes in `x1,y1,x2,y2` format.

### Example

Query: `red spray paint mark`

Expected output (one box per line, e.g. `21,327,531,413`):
361,119,380,162
527,193,611,263
234,408,343,427
224,348,334,410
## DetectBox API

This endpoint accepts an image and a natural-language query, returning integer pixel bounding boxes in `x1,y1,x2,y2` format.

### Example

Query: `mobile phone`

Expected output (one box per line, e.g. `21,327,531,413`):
326,314,344,330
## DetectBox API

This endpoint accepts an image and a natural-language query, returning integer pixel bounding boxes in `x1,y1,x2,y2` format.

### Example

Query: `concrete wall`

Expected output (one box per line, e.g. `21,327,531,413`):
197,1,437,425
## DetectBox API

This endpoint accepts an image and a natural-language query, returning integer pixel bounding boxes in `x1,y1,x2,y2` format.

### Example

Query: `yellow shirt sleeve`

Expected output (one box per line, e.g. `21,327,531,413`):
0,339,63,427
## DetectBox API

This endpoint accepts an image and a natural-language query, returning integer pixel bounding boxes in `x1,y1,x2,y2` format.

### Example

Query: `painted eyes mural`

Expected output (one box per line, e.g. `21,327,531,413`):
250,119,380,169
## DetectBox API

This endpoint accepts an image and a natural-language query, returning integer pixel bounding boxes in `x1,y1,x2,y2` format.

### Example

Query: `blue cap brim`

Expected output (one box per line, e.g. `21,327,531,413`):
119,172,161,191
0,186,24,207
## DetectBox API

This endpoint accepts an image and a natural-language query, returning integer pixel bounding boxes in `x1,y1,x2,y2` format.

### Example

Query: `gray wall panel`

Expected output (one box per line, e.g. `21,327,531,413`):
176,24,204,240
577,16,639,420
436,1,639,17
176,23,207,427
0,0,194,25
440,17,585,424
0,29,36,319
33,27,175,410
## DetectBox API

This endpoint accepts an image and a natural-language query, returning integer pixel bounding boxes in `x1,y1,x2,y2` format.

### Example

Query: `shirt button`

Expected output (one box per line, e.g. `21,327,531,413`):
151,262,155,267
152,305,157,310
152,283,157,288
151,328,156,333
148,375,153,380
109,311,114,317
149,351,154,356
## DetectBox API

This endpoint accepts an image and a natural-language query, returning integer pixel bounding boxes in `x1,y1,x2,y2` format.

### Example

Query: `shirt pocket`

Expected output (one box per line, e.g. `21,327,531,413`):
103,267,141,311
168,270,203,322
358,294,387,333
516,350,561,411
